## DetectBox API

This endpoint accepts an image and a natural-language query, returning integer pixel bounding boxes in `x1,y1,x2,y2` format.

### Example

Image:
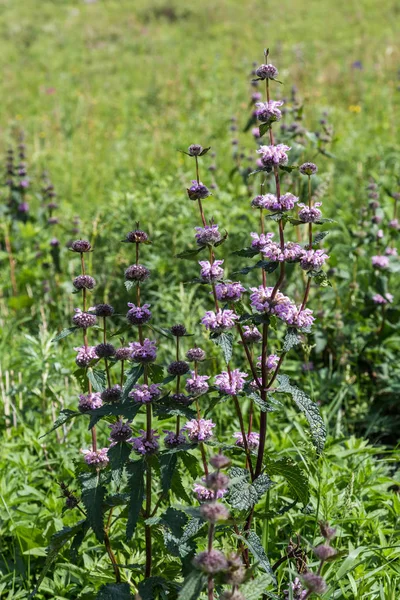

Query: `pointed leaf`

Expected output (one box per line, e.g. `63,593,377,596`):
210,331,233,364
52,327,79,342
236,531,275,581
126,459,145,539
96,583,133,600
107,442,132,485
79,471,106,542
177,570,206,600
265,457,309,505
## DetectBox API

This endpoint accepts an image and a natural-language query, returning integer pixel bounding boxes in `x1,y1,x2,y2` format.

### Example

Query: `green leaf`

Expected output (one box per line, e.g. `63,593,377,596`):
124,280,135,291
122,364,144,400
79,471,106,542
72,367,89,393
240,575,280,600
96,583,133,600
228,467,274,510
159,452,177,494
171,469,191,503
265,457,309,505
147,363,165,383
234,260,278,275
40,409,81,438
51,327,79,342
88,401,140,429
29,520,87,598
276,375,326,453
282,328,302,352
153,397,195,420
313,231,330,245
246,390,276,413
177,570,206,600
232,246,260,258
176,247,204,260
236,531,276,581
308,269,332,287
107,442,132,485
259,122,271,137
210,331,233,364
126,459,145,539
180,451,201,478
138,577,170,600
87,368,106,392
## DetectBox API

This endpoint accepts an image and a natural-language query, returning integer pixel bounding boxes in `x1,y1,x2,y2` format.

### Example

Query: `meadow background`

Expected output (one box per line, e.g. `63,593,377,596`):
0,0,399,598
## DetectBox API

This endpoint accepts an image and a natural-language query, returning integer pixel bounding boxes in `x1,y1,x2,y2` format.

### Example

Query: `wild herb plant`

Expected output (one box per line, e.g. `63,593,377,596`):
41,50,340,600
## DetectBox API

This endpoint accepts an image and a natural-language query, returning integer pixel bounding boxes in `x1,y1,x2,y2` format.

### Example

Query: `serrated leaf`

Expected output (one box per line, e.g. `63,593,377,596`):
40,409,81,438
180,451,201,478
72,367,89,393
282,328,302,352
147,363,165,383
245,390,276,413
177,570,206,600
69,520,90,563
122,364,144,401
126,459,145,539
153,397,195,420
276,375,326,453
228,467,273,510
171,469,191,503
138,577,170,600
79,471,106,542
96,583,133,600
313,231,330,245
210,331,233,364
87,368,106,392
87,402,141,429
107,442,132,485
236,531,275,581
124,280,135,291
265,457,309,505
240,575,280,600
51,327,79,342
159,452,177,494
308,269,332,287
232,246,260,258
29,521,87,598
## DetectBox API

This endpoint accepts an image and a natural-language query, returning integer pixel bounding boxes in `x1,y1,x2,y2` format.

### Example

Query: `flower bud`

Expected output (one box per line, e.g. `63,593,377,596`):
209,454,231,469
73,275,96,290
314,544,336,561
167,361,190,376
319,521,336,540
200,502,230,523
186,347,206,362
70,239,91,253
125,264,150,282
188,144,203,156
299,162,318,175
170,324,187,337
95,343,116,358
205,471,230,491
193,549,228,574
302,573,327,595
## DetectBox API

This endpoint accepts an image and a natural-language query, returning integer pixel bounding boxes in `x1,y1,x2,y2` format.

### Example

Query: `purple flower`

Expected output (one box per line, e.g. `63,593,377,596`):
101,385,122,403
114,347,131,361
298,202,322,223
130,429,160,455
129,339,157,363
129,383,161,403
251,127,260,139
125,230,149,243
255,63,278,80
388,218,399,230
82,447,109,469
300,249,329,271
299,162,318,175
283,577,307,600
163,430,187,447
262,242,304,263
285,307,315,329
302,361,314,372
78,393,102,412
372,293,393,305
215,282,246,302
255,100,284,123
188,144,203,156
186,347,206,362
73,275,96,290
233,431,260,450
214,369,247,395
385,247,397,256
242,326,262,344
108,420,133,445
183,418,216,442
187,181,210,200
199,260,224,282
167,360,190,376
126,303,152,325
301,573,327,595
250,231,274,251
372,255,389,269
257,144,291,169
170,324,187,337
74,345,97,367
201,309,239,332
95,343,115,358
250,286,293,314
185,372,210,397
257,354,279,370
89,303,115,317
72,309,97,329
50,238,59,247
251,92,262,103
18,202,29,213
195,225,222,246
125,264,150,282
193,480,227,501
193,550,228,574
